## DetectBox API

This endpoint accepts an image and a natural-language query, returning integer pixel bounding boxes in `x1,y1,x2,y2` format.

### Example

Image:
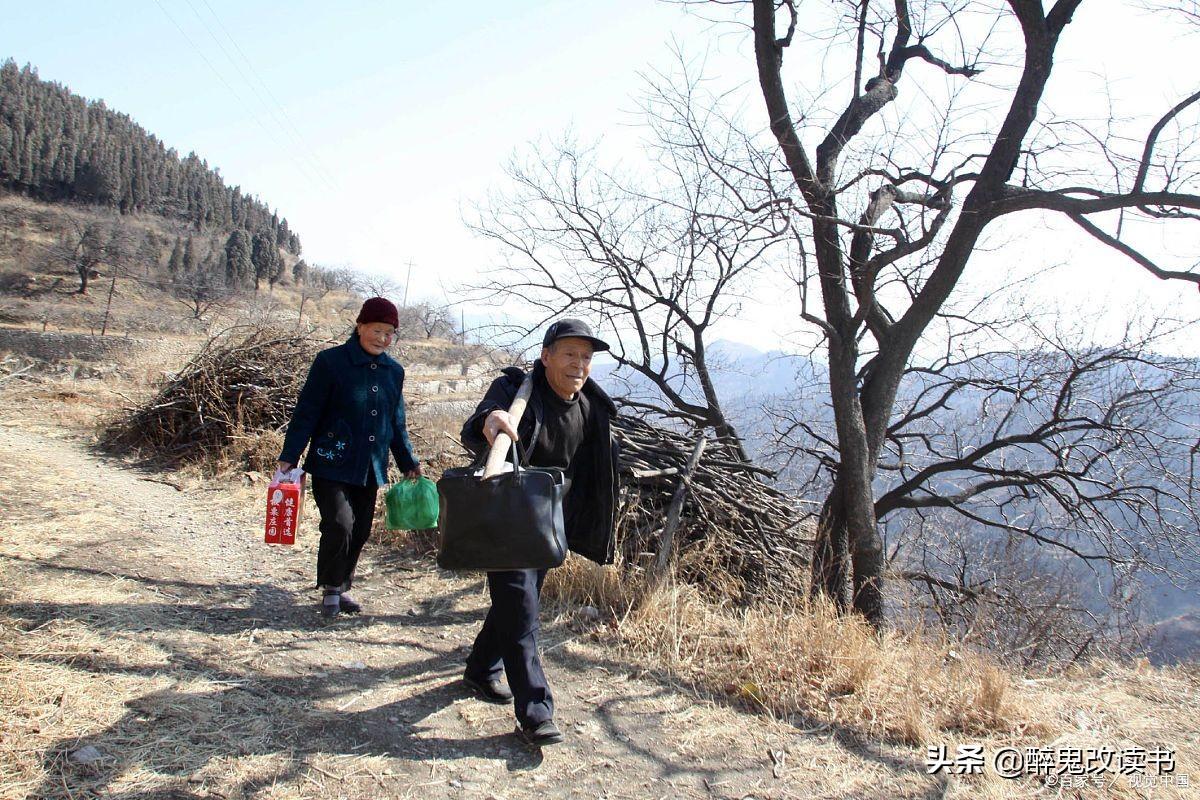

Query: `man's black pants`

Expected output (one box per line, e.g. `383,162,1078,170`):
465,568,553,728
310,476,378,590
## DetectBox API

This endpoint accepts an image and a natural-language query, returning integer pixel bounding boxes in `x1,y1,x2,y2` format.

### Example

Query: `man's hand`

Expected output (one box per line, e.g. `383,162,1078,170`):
483,410,520,446
276,460,293,474
404,464,423,479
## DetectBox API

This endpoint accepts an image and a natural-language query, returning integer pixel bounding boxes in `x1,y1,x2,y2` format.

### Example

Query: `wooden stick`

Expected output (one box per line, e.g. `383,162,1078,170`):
482,373,534,478
649,432,707,586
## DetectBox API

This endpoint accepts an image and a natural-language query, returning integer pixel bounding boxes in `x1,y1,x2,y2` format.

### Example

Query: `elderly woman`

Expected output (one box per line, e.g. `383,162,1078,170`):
277,297,422,618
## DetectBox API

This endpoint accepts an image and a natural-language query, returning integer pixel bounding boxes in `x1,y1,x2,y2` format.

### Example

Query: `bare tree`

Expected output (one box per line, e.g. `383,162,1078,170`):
404,302,456,339
0,202,17,247
470,2,1200,628
769,299,1200,654
296,266,334,324
471,76,790,461
45,215,112,293
305,264,358,295
721,0,1200,624
356,272,402,300
171,253,232,321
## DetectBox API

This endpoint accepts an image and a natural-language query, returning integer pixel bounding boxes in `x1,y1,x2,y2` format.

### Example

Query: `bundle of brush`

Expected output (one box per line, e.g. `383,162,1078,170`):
102,325,330,465
611,412,812,602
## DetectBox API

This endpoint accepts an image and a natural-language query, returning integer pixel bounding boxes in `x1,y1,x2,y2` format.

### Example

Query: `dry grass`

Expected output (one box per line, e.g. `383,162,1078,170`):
0,361,157,435
5,289,1196,798
0,568,314,800
546,558,1043,745
0,192,367,337
213,426,287,475
543,558,1200,797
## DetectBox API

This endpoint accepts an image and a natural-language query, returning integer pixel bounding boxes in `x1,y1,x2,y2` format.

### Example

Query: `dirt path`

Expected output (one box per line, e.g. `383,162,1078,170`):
0,412,941,800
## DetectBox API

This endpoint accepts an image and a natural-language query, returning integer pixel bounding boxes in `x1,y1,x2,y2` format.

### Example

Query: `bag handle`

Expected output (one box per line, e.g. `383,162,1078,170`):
483,374,535,478
469,436,529,479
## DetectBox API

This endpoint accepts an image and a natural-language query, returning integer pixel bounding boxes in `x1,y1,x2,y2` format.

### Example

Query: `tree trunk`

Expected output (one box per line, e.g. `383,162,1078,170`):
77,266,89,294
811,484,850,610
694,338,753,463
812,295,887,626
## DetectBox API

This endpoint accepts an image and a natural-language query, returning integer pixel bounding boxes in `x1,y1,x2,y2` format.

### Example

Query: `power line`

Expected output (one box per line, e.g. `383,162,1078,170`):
150,0,326,193
189,0,407,287
184,0,340,191
150,0,409,293
195,0,341,192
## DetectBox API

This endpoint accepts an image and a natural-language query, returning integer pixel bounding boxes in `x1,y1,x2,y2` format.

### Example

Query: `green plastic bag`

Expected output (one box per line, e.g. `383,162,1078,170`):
385,477,440,530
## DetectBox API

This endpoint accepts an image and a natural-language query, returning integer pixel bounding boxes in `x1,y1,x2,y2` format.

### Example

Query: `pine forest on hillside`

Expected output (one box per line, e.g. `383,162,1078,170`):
0,60,300,254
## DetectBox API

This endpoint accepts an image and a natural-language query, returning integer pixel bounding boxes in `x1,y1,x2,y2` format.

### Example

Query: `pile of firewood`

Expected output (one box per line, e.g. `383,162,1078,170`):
612,413,812,601
103,326,329,462
105,330,811,598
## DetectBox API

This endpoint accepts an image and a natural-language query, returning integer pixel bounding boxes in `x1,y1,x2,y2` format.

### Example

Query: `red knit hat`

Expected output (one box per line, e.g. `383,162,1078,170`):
356,297,399,328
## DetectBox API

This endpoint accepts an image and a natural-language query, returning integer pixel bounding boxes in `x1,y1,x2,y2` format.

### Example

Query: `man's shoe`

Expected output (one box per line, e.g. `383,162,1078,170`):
517,720,564,747
462,674,513,704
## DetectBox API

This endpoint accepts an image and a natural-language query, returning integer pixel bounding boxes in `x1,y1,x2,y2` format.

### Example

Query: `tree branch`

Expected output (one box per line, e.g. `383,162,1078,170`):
1067,213,1200,287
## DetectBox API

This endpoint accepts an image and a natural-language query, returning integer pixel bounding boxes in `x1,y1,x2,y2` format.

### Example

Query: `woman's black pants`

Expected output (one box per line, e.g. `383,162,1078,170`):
310,476,378,590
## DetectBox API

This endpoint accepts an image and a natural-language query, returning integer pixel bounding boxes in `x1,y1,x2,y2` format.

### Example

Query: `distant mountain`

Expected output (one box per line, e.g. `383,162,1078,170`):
592,338,823,455
0,60,300,252
594,337,1200,660
1149,612,1200,665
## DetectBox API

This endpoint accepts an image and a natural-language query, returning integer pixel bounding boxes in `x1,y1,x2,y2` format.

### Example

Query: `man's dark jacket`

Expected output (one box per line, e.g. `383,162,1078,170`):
279,335,419,487
460,361,620,565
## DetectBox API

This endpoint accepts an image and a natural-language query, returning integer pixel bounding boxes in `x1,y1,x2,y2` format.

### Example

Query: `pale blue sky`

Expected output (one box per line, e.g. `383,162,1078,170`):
4,2,1198,353
3,2,735,296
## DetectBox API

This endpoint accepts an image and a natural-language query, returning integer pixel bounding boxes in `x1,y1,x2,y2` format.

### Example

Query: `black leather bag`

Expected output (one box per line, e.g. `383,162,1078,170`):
436,442,568,571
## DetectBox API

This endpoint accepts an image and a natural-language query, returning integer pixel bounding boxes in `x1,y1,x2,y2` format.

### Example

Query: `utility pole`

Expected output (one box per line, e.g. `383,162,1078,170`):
403,259,414,307
100,277,117,336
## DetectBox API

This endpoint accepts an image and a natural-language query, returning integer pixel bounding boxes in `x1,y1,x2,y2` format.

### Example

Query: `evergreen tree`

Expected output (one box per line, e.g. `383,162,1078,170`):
173,250,230,320
135,232,160,277
77,223,106,294
292,258,308,285
0,59,303,253
75,159,117,203
250,230,276,292
223,229,252,288
183,236,198,274
167,237,184,276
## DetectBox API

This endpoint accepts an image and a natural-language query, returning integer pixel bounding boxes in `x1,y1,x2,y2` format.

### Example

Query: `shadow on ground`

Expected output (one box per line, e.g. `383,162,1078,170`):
4,551,938,800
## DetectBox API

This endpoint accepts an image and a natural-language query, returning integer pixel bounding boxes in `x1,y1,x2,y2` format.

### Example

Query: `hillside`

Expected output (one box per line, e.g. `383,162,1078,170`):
1,191,385,345
0,328,1196,799
595,340,1200,665
0,60,299,252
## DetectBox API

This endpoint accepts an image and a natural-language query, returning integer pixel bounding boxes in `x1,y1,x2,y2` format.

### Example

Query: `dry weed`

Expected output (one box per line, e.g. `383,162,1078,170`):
546,560,1049,745
544,553,634,615
217,426,286,475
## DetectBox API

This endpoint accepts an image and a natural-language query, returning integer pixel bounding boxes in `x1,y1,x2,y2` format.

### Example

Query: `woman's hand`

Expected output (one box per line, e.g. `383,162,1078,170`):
483,410,519,445
276,460,293,473
404,464,423,480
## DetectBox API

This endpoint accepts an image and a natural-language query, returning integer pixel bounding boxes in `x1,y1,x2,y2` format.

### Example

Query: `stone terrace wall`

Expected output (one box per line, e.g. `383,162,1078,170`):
0,327,198,367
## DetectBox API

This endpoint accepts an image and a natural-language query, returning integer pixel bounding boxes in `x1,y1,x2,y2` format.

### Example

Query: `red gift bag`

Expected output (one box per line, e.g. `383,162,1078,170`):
265,470,306,545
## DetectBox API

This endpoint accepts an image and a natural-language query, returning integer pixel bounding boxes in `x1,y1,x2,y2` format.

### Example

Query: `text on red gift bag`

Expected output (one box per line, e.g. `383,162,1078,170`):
265,473,305,545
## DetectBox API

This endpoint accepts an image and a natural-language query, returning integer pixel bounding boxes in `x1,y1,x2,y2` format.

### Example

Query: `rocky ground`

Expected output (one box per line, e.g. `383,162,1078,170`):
0,379,950,800
2,356,1196,800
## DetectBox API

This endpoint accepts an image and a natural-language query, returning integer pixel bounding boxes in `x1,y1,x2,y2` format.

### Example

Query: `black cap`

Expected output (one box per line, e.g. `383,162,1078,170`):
542,318,610,352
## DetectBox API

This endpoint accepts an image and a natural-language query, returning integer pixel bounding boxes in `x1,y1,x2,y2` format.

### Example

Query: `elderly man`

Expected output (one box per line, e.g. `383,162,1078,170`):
458,318,619,746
